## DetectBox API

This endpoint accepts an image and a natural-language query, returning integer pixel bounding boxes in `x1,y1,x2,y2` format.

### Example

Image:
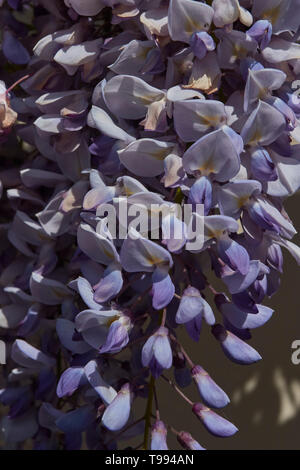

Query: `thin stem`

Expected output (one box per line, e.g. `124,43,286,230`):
168,424,180,436
6,75,30,94
153,383,160,420
161,374,194,406
170,334,194,368
134,442,144,450
206,282,220,296
161,308,167,327
143,375,155,450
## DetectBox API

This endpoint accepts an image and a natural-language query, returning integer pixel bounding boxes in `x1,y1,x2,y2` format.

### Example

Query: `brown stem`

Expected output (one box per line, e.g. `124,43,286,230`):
170,334,195,368
161,374,194,406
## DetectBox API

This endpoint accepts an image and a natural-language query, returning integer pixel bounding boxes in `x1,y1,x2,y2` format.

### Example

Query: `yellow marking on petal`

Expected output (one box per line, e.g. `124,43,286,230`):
185,17,204,35
106,315,120,327
258,86,268,99
122,187,135,196
138,46,152,60
102,247,115,259
37,232,50,241
232,43,248,59
146,254,164,265
248,129,262,146
237,195,250,208
196,113,222,127
261,4,282,24
198,158,215,176
52,288,68,299
206,228,224,239
152,147,171,161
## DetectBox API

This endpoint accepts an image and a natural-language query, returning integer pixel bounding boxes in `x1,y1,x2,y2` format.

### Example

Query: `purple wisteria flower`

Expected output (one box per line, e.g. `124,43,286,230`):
0,0,300,452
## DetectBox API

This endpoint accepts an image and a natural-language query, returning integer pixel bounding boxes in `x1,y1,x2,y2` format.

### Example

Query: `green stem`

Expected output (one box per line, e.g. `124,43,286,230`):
143,375,155,450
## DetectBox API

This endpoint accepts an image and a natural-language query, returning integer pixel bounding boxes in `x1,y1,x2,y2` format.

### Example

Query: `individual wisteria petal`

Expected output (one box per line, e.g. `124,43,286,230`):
161,213,187,252
77,223,119,265
54,39,103,68
262,38,300,64
93,263,123,303
142,326,173,378
84,360,117,405
151,269,175,310
151,420,168,450
87,105,135,143
217,237,250,275
182,128,241,181
99,314,131,354
177,431,205,450
192,403,238,437
241,100,286,147
75,309,119,349
0,304,28,329
249,147,277,182
251,0,299,34
203,215,239,244
120,228,173,273
2,29,30,65
101,383,132,432
218,180,262,219
222,260,262,294
190,32,215,60
56,318,91,354
212,0,240,27
173,99,227,142
66,0,106,16
185,314,203,342
244,68,286,112
56,367,86,398
30,271,72,305
108,39,154,76
221,303,274,330
11,339,55,370
103,75,165,120
247,20,272,50
176,286,204,324
162,154,186,188
216,30,257,70
72,276,102,310
118,138,176,177
212,324,262,365
247,196,297,239
192,365,230,409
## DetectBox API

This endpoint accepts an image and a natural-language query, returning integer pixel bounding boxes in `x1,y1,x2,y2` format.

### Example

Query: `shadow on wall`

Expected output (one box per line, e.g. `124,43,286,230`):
166,194,300,450
124,194,300,450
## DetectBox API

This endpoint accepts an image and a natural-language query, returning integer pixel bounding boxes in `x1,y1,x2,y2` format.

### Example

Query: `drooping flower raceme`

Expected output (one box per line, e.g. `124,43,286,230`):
0,0,300,451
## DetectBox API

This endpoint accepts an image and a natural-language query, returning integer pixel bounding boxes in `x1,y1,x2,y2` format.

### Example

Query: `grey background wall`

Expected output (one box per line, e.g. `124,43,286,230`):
123,194,300,450
157,194,300,450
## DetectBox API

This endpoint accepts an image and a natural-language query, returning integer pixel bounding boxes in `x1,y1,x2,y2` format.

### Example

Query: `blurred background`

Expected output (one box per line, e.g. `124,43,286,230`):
123,193,300,450
156,194,300,450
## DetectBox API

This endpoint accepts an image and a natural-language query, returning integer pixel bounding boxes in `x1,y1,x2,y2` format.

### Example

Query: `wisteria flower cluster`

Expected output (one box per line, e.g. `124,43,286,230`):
1,0,300,451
